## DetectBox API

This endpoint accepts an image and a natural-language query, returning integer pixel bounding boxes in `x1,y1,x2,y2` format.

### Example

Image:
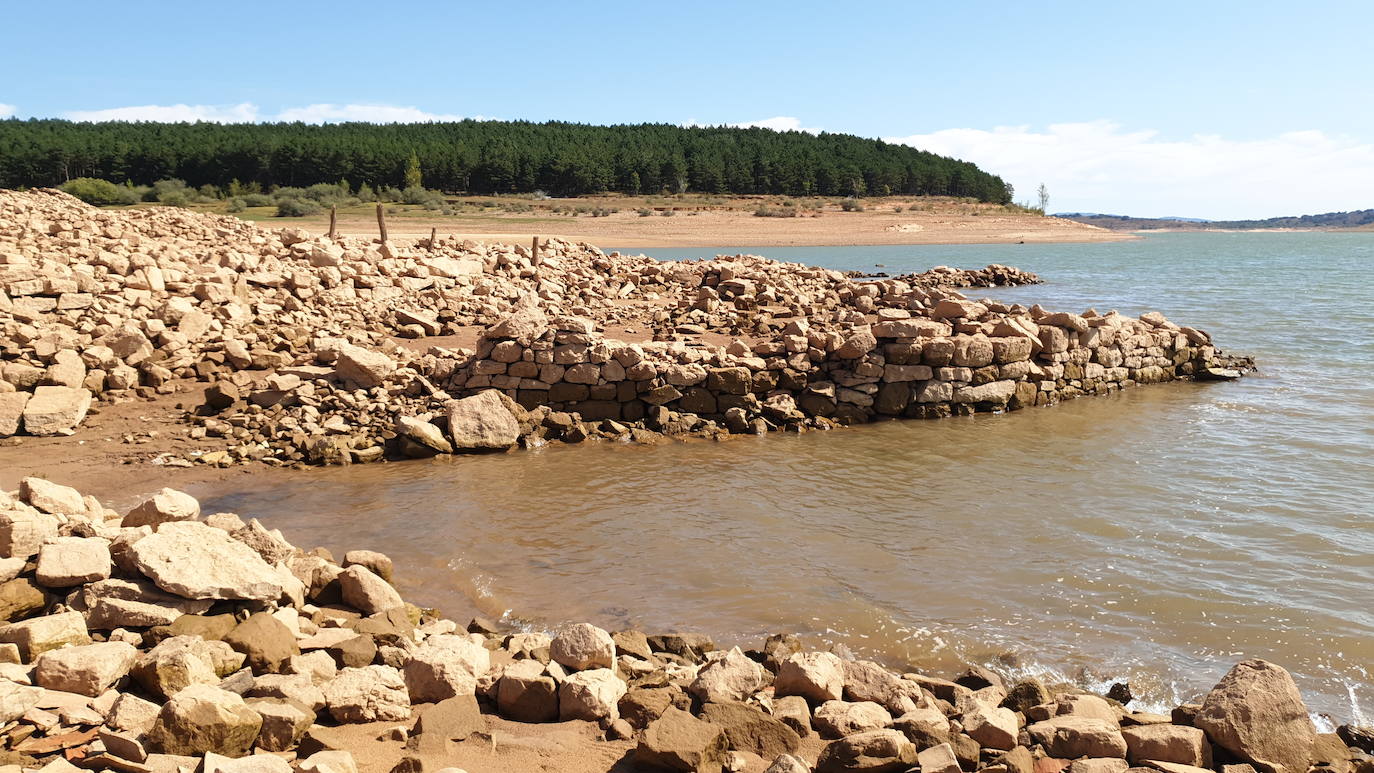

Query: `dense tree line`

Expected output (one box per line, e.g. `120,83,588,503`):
0,119,1012,202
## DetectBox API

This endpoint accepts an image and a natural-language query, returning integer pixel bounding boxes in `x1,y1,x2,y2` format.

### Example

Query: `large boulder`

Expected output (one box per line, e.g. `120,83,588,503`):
18,477,85,514
245,697,314,752
550,622,615,671
0,680,43,724
1027,716,1128,758
635,707,728,773
497,659,559,723
324,665,410,723
123,488,201,529
132,635,222,699
335,345,395,389
20,386,91,435
403,633,490,702
815,729,916,773
1194,659,1316,773
33,640,137,696
223,612,299,674
0,609,90,659
445,390,520,451
688,646,767,704
338,565,403,615
129,522,286,601
0,509,59,559
76,578,214,629
409,694,485,752
1122,724,1213,766
35,536,112,587
776,652,845,703
699,700,801,759
963,704,1019,751
559,667,627,722
146,684,263,757
0,392,28,437
843,660,921,715
813,700,892,738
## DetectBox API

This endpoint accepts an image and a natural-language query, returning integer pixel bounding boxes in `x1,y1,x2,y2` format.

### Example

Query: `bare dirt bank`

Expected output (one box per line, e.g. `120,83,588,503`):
269,201,1131,248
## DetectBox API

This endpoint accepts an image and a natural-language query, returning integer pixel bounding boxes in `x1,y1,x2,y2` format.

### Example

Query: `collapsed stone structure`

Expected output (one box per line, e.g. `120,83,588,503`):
1,188,1248,464
0,479,1363,773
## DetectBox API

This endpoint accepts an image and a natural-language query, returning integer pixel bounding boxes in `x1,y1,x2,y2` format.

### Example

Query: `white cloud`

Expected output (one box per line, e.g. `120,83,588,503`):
888,120,1374,220
0,104,15,119
273,103,468,123
64,103,261,123
60,102,478,125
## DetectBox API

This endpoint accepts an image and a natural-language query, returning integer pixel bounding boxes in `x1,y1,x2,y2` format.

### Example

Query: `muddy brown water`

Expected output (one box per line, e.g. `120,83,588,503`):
195,233,1374,721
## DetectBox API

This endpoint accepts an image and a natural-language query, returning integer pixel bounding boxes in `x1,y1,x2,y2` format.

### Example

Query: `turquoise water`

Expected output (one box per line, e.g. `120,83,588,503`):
202,232,1374,719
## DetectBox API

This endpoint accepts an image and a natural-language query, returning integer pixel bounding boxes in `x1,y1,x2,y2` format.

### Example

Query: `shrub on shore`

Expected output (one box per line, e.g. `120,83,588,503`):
275,197,322,217
59,178,143,206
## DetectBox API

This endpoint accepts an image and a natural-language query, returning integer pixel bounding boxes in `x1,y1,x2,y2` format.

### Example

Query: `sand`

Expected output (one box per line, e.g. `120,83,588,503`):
275,200,1130,249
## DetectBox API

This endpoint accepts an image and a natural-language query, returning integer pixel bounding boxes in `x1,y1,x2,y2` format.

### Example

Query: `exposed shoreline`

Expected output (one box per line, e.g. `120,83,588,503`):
6,189,1363,770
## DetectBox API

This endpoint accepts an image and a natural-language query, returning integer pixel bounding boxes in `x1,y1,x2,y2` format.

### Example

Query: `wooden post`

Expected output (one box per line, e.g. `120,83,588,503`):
376,203,388,244
328,205,337,240
531,236,541,264
429,227,437,250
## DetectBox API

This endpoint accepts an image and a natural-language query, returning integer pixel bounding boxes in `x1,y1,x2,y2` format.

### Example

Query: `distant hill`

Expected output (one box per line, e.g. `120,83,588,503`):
1060,209,1374,231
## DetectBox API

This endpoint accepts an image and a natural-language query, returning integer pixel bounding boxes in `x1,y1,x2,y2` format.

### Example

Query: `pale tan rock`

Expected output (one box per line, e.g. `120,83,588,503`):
33,640,136,696
108,691,161,734
0,509,59,560
132,634,221,699
689,646,766,704
129,521,286,601
245,696,313,751
0,679,43,723
0,392,28,437
776,651,845,703
324,665,410,723
335,344,395,389
550,622,615,671
0,610,90,659
559,667,627,722
19,478,86,515
963,703,1019,750
35,536,111,587
1027,716,1128,758
403,633,490,703
338,565,403,615
20,386,91,435
146,684,263,757
123,488,201,529
813,699,891,738
445,390,519,450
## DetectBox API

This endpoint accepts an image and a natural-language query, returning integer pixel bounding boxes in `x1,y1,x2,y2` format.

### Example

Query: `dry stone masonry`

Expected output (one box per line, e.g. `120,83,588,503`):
0,480,1362,772
0,188,1249,466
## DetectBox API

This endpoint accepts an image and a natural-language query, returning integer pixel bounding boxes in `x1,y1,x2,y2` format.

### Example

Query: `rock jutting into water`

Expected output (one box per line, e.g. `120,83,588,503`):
0,188,1251,464
0,479,1364,772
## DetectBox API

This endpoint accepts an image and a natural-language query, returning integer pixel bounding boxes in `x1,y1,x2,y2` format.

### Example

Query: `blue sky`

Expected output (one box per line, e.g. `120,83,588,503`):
4,0,1372,219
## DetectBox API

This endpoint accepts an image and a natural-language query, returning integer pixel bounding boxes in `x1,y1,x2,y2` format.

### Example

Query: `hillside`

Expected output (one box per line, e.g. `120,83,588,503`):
0,118,1012,202
1060,208,1374,231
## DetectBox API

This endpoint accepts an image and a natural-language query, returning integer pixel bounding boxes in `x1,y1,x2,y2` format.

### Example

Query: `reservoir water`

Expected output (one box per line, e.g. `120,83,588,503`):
198,232,1374,719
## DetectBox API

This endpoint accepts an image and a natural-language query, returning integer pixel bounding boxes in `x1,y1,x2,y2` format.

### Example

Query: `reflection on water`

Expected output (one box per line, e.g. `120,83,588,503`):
199,233,1374,718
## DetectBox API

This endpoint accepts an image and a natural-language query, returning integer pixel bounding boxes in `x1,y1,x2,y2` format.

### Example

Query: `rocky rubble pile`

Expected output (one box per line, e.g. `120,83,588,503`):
0,478,1365,773
1,188,1250,463
853,265,1041,289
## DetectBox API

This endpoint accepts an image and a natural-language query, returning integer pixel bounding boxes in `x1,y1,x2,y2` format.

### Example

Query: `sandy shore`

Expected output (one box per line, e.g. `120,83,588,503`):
273,203,1131,249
